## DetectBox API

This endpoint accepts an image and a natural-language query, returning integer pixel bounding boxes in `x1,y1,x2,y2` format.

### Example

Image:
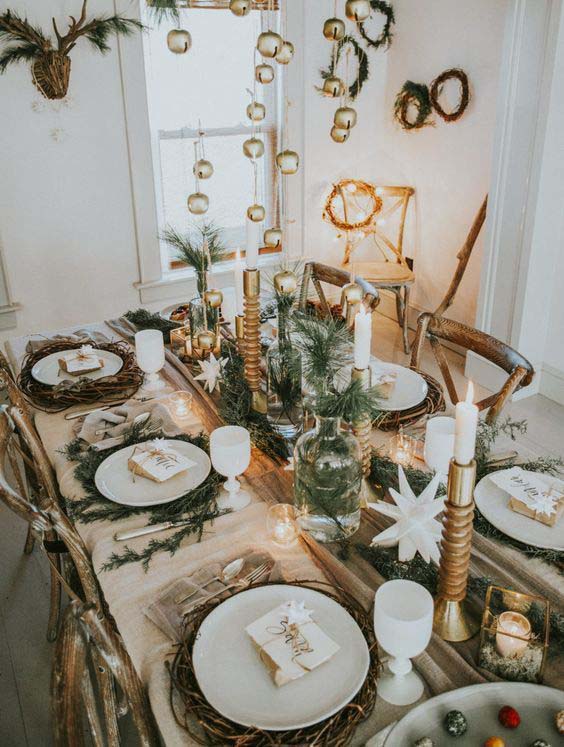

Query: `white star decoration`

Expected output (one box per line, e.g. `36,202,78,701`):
368,466,445,564
283,600,313,626
194,354,226,393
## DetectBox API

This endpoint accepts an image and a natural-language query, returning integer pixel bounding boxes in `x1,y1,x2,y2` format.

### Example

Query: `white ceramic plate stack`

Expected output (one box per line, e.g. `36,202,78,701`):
31,349,124,385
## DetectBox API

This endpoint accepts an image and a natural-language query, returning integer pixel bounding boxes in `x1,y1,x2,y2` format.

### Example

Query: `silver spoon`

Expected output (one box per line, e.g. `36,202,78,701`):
174,557,244,605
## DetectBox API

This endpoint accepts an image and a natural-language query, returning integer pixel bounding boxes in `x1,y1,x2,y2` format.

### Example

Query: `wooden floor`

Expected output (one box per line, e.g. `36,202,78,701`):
1,311,563,745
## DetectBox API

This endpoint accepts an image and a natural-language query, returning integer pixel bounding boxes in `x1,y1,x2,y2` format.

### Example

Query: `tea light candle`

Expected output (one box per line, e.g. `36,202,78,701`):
495,611,531,657
234,249,245,316
167,391,193,424
354,304,372,370
245,218,259,270
454,381,479,465
267,504,299,548
393,428,412,467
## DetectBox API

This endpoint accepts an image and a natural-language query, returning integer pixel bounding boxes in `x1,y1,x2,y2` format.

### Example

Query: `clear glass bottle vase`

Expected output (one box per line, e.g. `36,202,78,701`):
266,337,304,441
293,415,362,543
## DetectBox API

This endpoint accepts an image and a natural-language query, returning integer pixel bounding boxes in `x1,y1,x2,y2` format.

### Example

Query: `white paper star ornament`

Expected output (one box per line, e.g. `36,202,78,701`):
367,466,445,563
194,354,226,393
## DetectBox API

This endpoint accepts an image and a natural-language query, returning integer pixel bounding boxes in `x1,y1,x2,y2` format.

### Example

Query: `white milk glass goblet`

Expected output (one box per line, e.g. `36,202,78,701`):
373,579,434,706
135,329,166,393
424,416,455,478
210,426,251,511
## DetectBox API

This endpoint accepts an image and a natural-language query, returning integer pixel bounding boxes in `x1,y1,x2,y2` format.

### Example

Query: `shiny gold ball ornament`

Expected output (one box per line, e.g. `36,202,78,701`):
166,29,192,54
276,41,294,65
345,0,371,22
246,101,266,122
187,192,209,215
243,137,265,160
264,227,282,247
229,0,251,16
255,64,274,84
204,289,223,309
193,159,214,180
247,204,266,222
334,106,358,129
276,149,300,175
323,17,346,41
322,76,345,98
197,330,216,352
330,126,350,143
274,269,298,295
257,30,283,59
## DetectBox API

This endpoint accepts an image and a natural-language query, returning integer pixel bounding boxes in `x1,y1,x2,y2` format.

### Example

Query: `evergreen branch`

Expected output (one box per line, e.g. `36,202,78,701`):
291,312,352,395
124,308,178,343
0,42,40,73
0,10,48,49
162,223,227,274
316,378,383,424
146,0,180,25
83,16,145,54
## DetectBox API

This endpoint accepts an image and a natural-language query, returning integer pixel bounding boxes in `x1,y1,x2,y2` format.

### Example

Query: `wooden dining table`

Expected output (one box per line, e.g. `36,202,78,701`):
5,318,564,746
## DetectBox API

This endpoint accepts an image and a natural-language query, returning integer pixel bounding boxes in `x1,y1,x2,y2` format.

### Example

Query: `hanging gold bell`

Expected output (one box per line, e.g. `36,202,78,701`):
276,149,300,175
204,289,223,309
193,159,214,180
257,30,283,58
246,101,266,122
255,64,275,84
264,227,282,247
322,76,344,98
197,330,216,352
345,0,371,22
229,0,251,16
187,192,209,214
274,269,298,295
243,137,265,159
167,29,192,54
247,204,266,222
276,40,294,65
323,17,346,41
330,126,350,143
334,106,358,129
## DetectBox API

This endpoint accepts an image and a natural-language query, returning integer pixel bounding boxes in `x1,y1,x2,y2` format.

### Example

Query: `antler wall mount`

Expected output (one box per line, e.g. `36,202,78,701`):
0,1,143,100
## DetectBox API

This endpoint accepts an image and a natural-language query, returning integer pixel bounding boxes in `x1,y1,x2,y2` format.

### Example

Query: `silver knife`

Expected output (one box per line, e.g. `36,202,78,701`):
114,519,190,542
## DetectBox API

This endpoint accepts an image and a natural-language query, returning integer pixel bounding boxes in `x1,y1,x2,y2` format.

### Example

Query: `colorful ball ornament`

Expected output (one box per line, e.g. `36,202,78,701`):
322,76,345,98
229,0,251,16
330,125,350,143
555,709,564,734
166,29,192,54
247,203,266,222
274,269,298,295
443,711,468,737
264,227,282,247
243,137,265,159
334,106,358,129
257,30,283,58
246,101,266,122
414,739,434,747
256,64,275,84
345,0,371,22
187,192,209,215
498,706,520,729
276,40,294,65
193,159,214,180
483,739,505,747
323,17,346,41
276,149,300,174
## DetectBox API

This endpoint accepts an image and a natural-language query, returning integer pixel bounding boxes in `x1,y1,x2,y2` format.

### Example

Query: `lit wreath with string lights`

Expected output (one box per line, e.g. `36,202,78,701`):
357,0,395,50
429,68,470,123
323,179,383,233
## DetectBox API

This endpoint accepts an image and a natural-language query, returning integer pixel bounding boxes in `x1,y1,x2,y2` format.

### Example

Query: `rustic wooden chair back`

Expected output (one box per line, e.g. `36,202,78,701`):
410,313,535,423
358,184,414,265
298,261,380,315
0,409,158,746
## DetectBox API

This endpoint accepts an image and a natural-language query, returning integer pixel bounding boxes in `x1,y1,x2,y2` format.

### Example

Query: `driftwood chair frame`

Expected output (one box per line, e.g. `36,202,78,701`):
0,408,159,746
298,261,380,314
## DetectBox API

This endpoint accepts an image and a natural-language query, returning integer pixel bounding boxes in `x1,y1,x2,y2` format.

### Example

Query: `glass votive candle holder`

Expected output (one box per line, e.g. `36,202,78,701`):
166,391,193,424
390,427,413,468
267,504,300,548
424,416,455,476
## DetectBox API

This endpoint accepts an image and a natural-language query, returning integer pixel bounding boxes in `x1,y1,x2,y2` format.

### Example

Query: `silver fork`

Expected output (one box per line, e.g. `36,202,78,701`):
180,562,270,614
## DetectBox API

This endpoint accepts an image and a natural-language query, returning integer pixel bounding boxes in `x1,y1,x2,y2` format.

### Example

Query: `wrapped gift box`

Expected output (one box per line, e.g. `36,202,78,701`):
128,440,196,483
374,373,397,399
59,345,104,376
490,467,564,527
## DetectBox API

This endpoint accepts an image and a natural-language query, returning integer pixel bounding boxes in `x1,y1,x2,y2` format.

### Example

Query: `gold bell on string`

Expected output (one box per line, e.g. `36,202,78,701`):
247,204,266,222
323,17,346,41
166,29,192,54
274,269,298,295
276,149,300,175
187,192,209,215
204,289,223,309
255,64,275,84
345,0,371,22
247,101,266,122
264,227,282,247
330,126,350,143
257,30,283,58
323,76,345,98
276,41,294,65
197,330,216,353
334,106,358,130
193,159,214,180
229,0,251,16
243,137,265,160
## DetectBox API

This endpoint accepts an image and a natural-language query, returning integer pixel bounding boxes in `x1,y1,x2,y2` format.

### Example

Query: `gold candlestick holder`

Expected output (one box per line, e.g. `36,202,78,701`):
243,268,266,413
351,366,372,507
433,458,480,642
235,314,245,356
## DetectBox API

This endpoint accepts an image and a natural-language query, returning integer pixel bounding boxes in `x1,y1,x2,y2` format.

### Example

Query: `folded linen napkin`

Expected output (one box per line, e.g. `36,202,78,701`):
26,330,109,354
144,550,279,642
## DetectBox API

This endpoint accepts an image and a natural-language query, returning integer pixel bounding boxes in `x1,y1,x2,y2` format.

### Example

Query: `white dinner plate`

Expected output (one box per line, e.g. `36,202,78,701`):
94,439,211,507
384,682,563,745
474,469,564,551
192,584,370,731
31,349,123,386
336,357,428,412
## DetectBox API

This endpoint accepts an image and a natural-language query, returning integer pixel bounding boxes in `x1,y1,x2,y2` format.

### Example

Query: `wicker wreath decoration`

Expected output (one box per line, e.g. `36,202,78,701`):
394,81,434,131
357,0,395,50
429,68,470,123
324,179,383,232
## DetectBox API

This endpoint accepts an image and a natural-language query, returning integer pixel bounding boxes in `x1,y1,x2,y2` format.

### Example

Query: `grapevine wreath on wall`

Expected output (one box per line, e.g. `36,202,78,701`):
394,67,471,131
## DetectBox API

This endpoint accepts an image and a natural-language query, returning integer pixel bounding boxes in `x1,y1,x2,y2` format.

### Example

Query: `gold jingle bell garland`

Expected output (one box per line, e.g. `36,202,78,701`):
429,68,470,123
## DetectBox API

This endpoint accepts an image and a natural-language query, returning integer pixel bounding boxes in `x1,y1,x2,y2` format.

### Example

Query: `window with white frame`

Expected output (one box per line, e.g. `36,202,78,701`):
141,2,282,272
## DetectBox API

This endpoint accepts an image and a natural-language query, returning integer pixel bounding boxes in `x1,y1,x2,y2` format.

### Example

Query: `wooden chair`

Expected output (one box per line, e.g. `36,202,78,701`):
0,407,159,746
298,261,380,314
345,186,415,353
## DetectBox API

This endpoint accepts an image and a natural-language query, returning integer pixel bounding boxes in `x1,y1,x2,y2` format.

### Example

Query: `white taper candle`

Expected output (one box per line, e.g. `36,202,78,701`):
245,218,259,270
354,304,372,370
454,381,479,465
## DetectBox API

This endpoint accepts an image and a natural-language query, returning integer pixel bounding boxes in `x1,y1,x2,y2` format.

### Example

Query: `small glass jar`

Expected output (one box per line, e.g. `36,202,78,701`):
293,415,362,543
267,504,300,547
266,338,303,441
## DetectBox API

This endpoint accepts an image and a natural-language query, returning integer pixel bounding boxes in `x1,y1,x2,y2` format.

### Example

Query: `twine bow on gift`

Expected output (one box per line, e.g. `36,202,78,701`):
263,601,315,668
66,344,98,363
130,439,180,483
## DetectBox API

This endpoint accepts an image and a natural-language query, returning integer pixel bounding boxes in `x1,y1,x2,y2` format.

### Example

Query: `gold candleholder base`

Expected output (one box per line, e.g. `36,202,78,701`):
235,314,245,356
433,458,480,642
243,269,266,414
351,367,372,507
